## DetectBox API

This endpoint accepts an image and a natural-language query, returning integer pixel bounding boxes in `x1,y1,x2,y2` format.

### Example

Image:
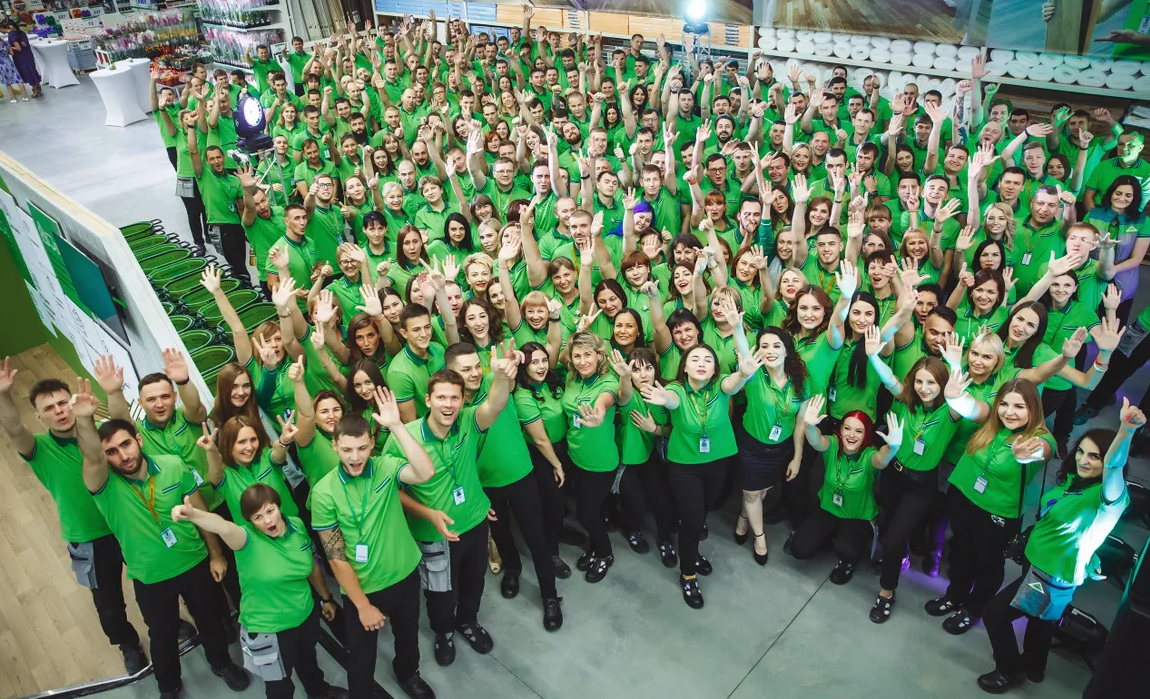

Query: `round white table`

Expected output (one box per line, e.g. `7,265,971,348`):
91,65,147,127
117,58,153,114
29,39,79,89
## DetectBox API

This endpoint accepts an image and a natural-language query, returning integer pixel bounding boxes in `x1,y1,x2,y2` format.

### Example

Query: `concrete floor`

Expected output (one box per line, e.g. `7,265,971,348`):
3,78,1149,699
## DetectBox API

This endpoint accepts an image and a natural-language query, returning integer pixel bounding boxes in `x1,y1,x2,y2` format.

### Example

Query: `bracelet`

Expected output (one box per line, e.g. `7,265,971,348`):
174,378,189,386
1094,361,1109,369
320,596,333,603
549,316,561,322
278,438,292,447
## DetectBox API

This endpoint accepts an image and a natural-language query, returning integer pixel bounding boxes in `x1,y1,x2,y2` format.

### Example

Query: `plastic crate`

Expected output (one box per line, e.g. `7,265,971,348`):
135,243,184,263
127,234,169,253
238,302,278,334
151,258,208,285
165,272,210,298
190,345,236,378
170,314,195,332
121,222,156,240
224,288,261,312
179,329,216,354
162,301,176,316
139,249,192,273
182,279,240,311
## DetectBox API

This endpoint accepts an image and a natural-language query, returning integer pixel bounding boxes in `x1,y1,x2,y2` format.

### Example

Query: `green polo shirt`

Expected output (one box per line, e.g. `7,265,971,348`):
297,427,340,489
217,451,299,521
562,373,620,472
950,428,1055,518
244,207,286,282
267,234,319,291
293,159,337,190
515,383,568,447
327,275,366,325
665,381,737,465
305,204,345,270
742,369,804,444
387,409,490,541
1011,215,1065,294
91,455,207,584
414,201,461,243
828,341,880,420
1042,301,1102,392
817,437,879,521
943,372,1004,465
234,516,314,633
891,331,931,385
23,432,112,542
198,168,242,226
1037,259,1106,314
137,408,220,510
1085,157,1150,203
795,333,841,395
618,393,667,466
1002,341,1060,388
468,374,532,488
890,401,960,471
1025,479,1129,586
311,455,422,593
386,343,447,417
954,304,1009,344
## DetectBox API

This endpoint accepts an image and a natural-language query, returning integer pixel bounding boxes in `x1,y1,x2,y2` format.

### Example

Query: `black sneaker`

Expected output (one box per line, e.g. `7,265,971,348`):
584,554,613,583
1074,406,1098,426
700,522,709,540
456,622,494,654
191,245,207,258
869,593,895,624
159,686,183,699
576,551,595,572
120,643,147,674
626,531,650,554
433,633,455,666
943,609,979,635
400,673,436,699
500,570,520,599
177,619,197,644
559,525,588,547
657,540,678,568
551,555,572,579
924,596,957,617
922,551,941,578
211,662,250,691
543,597,563,631
976,669,1026,694
680,575,704,609
696,555,713,576
829,560,854,585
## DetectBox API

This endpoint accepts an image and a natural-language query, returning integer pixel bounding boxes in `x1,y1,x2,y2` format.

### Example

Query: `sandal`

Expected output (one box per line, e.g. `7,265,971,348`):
943,609,979,635
924,596,957,617
752,532,768,566
487,532,502,574
869,592,895,624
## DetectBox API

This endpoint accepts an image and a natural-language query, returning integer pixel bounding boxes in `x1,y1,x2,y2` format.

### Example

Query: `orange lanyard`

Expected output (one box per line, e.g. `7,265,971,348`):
128,476,159,523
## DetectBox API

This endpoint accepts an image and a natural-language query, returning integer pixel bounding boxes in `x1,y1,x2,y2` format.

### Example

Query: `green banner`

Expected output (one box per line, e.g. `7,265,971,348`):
27,201,84,312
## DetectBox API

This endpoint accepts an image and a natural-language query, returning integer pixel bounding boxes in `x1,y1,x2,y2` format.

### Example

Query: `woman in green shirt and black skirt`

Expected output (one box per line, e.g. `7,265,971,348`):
642,343,762,608
171,484,345,699
975,401,1142,693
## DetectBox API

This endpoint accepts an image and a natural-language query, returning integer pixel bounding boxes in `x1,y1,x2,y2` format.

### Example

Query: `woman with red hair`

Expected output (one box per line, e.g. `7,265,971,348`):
789,396,902,585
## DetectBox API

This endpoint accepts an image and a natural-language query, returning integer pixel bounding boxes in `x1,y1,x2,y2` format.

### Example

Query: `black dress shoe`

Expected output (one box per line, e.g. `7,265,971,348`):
869,593,895,624
696,555,713,576
501,571,520,599
680,575,704,609
752,533,769,566
456,622,494,653
433,633,455,666
1026,668,1044,683
657,541,677,568
576,551,594,571
543,597,563,631
551,555,572,579
119,643,147,674
212,662,250,691
782,531,795,556
976,669,1026,694
400,673,436,699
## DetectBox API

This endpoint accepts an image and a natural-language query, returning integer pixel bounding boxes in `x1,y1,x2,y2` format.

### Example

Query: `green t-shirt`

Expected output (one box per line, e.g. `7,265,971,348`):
742,369,803,444
311,455,422,593
243,206,286,282
828,341,880,420
306,204,345,270
515,383,568,446
387,409,491,541
1011,215,1065,295
817,437,879,521
23,432,112,542
234,516,314,633
198,168,242,226
1024,478,1129,586
297,427,340,490
468,374,532,488
91,455,207,584
266,234,319,291
890,401,960,471
942,372,1004,465
795,333,841,395
949,427,1055,519
137,408,220,510
1042,301,1102,391
217,451,299,521
562,373,620,472
618,393,667,465
665,381,737,465
386,343,446,417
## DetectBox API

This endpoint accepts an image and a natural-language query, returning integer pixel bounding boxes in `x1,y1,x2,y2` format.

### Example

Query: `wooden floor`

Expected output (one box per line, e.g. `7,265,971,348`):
0,344,147,699
775,0,967,43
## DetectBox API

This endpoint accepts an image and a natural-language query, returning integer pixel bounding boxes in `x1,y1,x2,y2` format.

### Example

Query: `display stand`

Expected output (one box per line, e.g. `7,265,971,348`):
90,65,148,126
119,57,153,113
29,39,81,89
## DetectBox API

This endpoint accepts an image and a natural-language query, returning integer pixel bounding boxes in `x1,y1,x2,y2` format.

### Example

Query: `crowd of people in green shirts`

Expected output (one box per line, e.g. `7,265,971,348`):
7,6,1150,699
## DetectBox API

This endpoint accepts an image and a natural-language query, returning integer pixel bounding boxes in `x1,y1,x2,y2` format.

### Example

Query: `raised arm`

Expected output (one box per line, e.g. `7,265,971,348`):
171,494,247,550
71,380,110,493
1103,399,1144,503
0,357,35,457
163,348,206,423
474,348,519,431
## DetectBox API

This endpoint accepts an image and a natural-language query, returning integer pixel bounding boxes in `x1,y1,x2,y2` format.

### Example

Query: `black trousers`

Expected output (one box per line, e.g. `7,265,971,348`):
570,465,615,557
424,522,488,635
789,507,872,564
132,558,233,693
84,533,141,647
264,607,332,699
1041,387,1078,448
345,569,421,692
179,180,207,247
166,146,178,170
669,458,731,576
528,442,568,556
214,222,251,284
1085,331,1150,412
944,488,1021,617
983,566,1058,675
879,466,938,591
486,474,558,599
628,452,676,542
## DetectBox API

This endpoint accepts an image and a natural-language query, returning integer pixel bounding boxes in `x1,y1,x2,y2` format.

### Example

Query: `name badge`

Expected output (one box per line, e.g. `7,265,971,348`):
1021,252,1032,265
832,491,844,507
160,527,178,548
572,413,582,429
769,425,783,442
828,387,837,402
355,543,369,563
913,437,926,456
974,475,988,493
699,437,711,453
191,469,205,487
453,486,466,505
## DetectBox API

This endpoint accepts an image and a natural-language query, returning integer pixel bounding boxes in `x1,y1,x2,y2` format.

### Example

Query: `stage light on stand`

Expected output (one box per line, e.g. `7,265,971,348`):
683,0,710,36
234,94,272,152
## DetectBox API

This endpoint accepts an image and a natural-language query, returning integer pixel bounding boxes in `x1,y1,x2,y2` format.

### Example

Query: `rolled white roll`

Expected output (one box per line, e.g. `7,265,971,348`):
796,30,815,41
759,27,776,39
1052,66,1080,84
776,28,795,39
912,53,935,69
1133,75,1150,92
1088,57,1114,71
1005,61,1030,79
913,40,937,55
1027,64,1055,82
796,40,817,55
1037,52,1063,67
814,31,832,44
956,46,981,61
1014,51,1040,67
983,61,1008,77
814,43,834,57
758,35,777,51
870,48,892,64
833,43,852,58
890,52,913,66
1110,60,1141,75
834,33,853,42
916,74,931,87
939,78,957,95
776,37,797,53
850,35,871,46
890,40,912,53
1063,55,1091,70
932,55,957,72
1105,73,1135,90
935,44,958,58
925,77,943,92
989,48,1014,63
871,37,892,49
1076,70,1106,87
1141,61,1150,76
851,45,871,61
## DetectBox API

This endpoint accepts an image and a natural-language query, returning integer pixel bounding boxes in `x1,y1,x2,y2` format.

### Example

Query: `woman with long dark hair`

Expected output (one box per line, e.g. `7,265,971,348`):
1087,174,1148,324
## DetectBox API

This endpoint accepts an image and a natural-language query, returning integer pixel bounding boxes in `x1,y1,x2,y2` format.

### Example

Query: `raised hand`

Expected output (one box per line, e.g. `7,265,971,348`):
955,225,976,253
373,386,403,430
945,369,972,400
1062,326,1088,359
577,402,605,427
1120,396,1147,431
1102,283,1121,312
835,260,859,300
70,378,99,418
287,354,306,382
1090,316,1126,353
864,323,886,356
609,350,631,378
941,335,965,369
271,276,298,310
639,383,671,407
885,412,904,450
200,264,223,293
738,349,764,378
1012,436,1047,462
92,354,124,394
0,356,16,394
803,394,826,426
196,422,219,452
170,495,197,523
355,285,383,317
162,348,190,385
276,411,299,443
